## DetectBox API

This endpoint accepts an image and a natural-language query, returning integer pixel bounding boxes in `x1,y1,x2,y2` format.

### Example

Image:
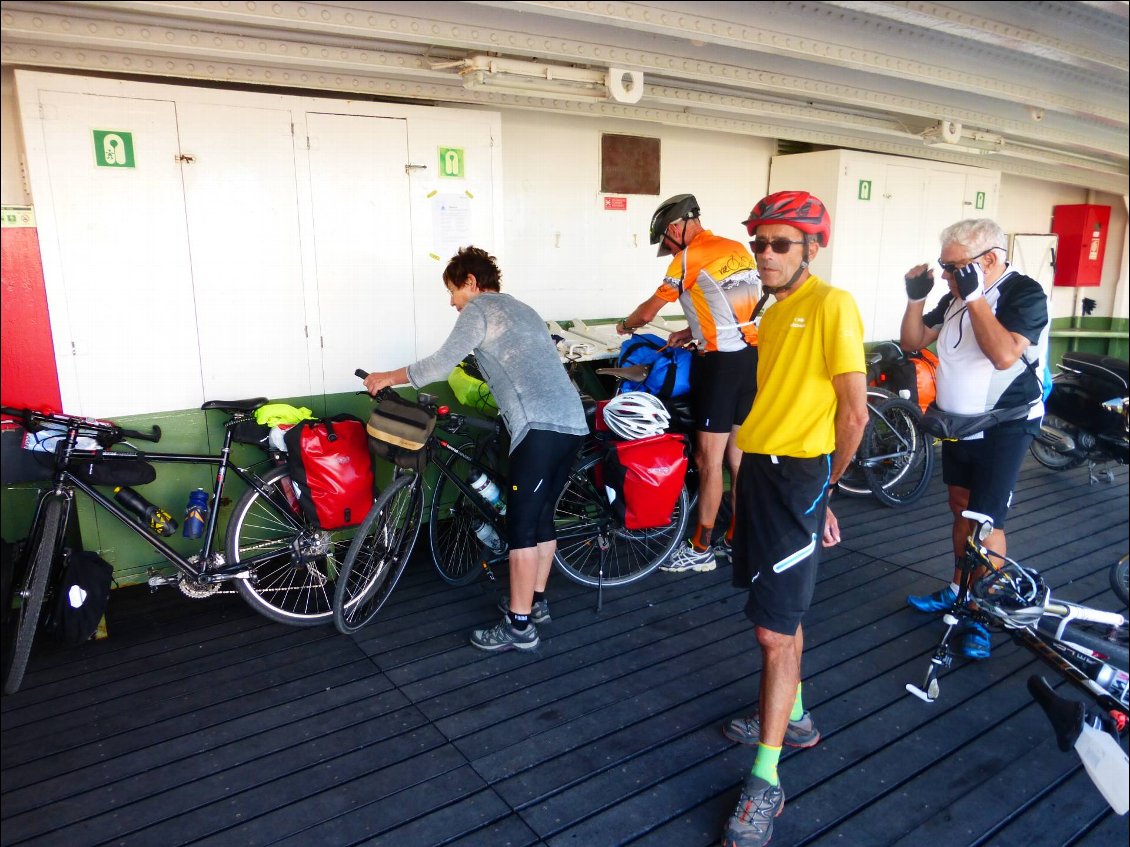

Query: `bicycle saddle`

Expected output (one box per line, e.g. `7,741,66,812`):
595,364,649,383
201,398,269,413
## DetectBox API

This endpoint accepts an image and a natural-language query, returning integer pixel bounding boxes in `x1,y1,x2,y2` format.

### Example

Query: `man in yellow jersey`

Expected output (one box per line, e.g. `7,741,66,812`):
720,191,868,847
617,194,762,574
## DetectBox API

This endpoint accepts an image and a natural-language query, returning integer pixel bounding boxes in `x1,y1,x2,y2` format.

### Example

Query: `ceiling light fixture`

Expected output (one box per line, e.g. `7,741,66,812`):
921,120,1005,155
456,55,643,104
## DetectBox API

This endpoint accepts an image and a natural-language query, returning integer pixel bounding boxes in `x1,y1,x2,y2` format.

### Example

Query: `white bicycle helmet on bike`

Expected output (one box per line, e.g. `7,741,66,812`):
602,391,671,440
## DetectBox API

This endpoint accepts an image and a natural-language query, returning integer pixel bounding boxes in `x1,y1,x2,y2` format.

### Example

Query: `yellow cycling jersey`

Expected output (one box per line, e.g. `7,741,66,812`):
736,274,865,458
655,230,760,352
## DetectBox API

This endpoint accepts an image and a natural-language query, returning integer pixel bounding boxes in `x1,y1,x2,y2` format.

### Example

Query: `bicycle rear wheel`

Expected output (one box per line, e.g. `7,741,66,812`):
428,449,501,586
553,451,689,587
227,465,348,627
3,496,65,695
862,397,935,508
334,474,424,635
838,388,894,498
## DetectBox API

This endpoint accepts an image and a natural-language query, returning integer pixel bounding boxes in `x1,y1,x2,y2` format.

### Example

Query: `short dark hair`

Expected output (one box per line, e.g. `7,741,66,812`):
444,246,501,292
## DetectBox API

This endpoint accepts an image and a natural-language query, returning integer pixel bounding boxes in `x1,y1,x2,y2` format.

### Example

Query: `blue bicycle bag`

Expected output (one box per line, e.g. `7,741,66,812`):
616,333,692,400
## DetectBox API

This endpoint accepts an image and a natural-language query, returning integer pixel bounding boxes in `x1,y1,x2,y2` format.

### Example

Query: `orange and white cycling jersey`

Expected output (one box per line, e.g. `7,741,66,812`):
654,229,761,352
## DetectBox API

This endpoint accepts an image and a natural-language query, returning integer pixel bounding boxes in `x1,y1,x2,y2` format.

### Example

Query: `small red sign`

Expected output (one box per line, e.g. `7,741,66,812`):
603,196,628,211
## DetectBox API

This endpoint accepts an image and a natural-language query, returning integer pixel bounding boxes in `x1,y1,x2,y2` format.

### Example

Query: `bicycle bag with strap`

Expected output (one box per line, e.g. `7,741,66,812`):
284,415,374,529
68,457,157,487
366,392,437,472
448,356,498,414
50,549,113,646
616,333,693,400
919,401,1034,440
601,432,689,530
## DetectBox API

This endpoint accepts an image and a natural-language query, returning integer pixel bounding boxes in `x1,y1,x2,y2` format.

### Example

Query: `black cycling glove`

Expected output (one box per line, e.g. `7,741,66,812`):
953,262,985,301
904,269,933,302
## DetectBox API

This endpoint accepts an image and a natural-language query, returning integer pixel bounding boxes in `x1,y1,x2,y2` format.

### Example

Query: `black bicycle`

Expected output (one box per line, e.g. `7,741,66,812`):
332,379,690,634
1,402,354,695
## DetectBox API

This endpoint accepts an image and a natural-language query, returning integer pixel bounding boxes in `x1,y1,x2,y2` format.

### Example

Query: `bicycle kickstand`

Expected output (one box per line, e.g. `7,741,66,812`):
906,611,961,703
595,533,610,615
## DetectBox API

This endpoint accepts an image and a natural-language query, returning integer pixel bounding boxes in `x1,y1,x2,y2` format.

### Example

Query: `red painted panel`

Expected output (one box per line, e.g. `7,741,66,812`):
1,226,62,413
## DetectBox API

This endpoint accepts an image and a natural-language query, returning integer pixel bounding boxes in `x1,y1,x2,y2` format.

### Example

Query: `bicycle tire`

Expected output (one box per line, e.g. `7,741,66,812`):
334,474,424,635
428,448,501,586
1029,414,1087,471
838,388,895,498
3,496,65,695
1112,554,1129,607
862,397,935,508
553,451,689,587
226,465,346,627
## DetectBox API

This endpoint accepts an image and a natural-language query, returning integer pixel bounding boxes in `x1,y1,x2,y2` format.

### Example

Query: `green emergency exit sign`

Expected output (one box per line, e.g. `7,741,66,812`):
93,130,135,168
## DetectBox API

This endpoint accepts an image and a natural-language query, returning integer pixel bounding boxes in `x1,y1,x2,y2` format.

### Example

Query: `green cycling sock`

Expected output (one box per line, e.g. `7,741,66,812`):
752,743,782,786
789,682,804,722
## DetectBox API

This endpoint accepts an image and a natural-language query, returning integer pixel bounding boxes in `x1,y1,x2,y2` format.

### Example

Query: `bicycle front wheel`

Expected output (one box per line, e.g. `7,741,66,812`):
553,452,689,587
862,397,935,508
334,474,424,635
3,496,66,695
1112,554,1129,607
428,450,499,586
227,465,350,627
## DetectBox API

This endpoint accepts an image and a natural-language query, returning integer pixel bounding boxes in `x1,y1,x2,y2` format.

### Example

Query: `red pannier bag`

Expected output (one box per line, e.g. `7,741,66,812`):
602,433,689,530
283,415,374,529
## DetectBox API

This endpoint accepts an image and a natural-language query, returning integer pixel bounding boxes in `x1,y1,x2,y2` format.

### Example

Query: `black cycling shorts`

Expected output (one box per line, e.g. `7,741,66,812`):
690,346,758,433
941,419,1036,528
506,429,585,550
731,451,831,635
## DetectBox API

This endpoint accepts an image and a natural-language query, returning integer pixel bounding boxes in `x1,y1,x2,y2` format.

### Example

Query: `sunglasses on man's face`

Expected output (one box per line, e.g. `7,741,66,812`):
750,238,806,254
938,247,1000,275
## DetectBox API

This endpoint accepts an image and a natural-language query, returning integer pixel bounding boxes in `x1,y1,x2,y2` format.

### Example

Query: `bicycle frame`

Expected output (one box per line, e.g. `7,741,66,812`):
35,417,294,585
907,510,1128,721
54,452,290,583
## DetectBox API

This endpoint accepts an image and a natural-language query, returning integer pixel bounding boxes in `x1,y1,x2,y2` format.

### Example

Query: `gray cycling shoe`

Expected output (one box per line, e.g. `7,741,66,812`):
723,709,820,748
497,595,551,624
470,615,539,652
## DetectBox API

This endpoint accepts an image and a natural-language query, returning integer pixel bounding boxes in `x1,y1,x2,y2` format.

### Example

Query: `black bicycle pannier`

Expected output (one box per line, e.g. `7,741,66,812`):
50,550,113,646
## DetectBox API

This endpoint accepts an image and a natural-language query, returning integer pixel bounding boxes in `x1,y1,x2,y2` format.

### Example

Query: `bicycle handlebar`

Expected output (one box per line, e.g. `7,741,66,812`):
0,405,161,443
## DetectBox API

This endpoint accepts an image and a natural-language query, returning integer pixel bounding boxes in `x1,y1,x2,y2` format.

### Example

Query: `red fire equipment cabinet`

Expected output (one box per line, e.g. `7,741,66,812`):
1050,204,1111,287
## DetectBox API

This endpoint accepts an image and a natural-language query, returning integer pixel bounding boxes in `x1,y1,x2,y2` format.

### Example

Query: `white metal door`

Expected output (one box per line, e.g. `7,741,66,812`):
177,102,315,401
35,90,201,417
305,113,414,395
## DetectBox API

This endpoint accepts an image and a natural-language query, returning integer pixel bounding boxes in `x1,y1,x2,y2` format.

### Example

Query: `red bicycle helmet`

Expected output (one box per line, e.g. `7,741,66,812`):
742,191,831,247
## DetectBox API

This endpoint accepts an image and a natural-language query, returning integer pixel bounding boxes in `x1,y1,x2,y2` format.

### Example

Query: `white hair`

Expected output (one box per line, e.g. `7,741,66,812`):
939,218,1008,255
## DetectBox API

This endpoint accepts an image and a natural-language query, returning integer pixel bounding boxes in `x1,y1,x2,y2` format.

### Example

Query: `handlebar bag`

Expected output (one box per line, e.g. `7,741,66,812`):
366,392,437,472
616,333,692,400
283,415,374,529
601,432,689,530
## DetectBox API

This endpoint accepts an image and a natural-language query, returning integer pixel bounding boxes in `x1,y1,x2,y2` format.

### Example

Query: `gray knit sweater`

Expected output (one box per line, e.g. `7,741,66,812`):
407,293,588,450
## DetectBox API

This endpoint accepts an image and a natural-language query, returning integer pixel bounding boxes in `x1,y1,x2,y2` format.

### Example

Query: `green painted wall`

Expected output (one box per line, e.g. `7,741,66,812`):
1,382,471,586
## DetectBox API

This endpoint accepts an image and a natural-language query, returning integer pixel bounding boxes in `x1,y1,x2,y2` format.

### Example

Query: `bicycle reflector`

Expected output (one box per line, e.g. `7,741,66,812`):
973,562,1049,628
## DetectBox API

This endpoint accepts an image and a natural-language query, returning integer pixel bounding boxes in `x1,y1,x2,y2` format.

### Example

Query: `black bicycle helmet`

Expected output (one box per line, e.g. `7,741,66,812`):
649,194,701,246
973,561,1049,629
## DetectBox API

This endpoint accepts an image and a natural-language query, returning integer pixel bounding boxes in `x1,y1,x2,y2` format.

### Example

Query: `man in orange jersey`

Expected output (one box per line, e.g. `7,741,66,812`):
617,194,762,573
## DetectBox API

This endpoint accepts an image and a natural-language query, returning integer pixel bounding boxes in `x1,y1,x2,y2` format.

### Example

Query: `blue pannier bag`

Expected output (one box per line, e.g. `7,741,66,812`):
616,333,692,399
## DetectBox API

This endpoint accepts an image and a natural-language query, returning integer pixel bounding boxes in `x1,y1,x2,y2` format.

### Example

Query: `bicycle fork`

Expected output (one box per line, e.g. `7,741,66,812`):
905,610,962,702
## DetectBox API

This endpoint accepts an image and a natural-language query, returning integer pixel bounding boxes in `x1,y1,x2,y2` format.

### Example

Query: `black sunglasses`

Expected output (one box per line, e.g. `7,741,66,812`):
750,237,806,254
938,247,1001,275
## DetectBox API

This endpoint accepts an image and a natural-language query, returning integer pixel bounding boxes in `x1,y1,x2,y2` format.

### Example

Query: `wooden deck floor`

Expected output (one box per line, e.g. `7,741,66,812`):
2,455,1128,847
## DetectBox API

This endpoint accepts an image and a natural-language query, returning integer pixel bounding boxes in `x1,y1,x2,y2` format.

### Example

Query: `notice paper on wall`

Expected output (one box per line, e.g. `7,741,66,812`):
431,193,473,261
